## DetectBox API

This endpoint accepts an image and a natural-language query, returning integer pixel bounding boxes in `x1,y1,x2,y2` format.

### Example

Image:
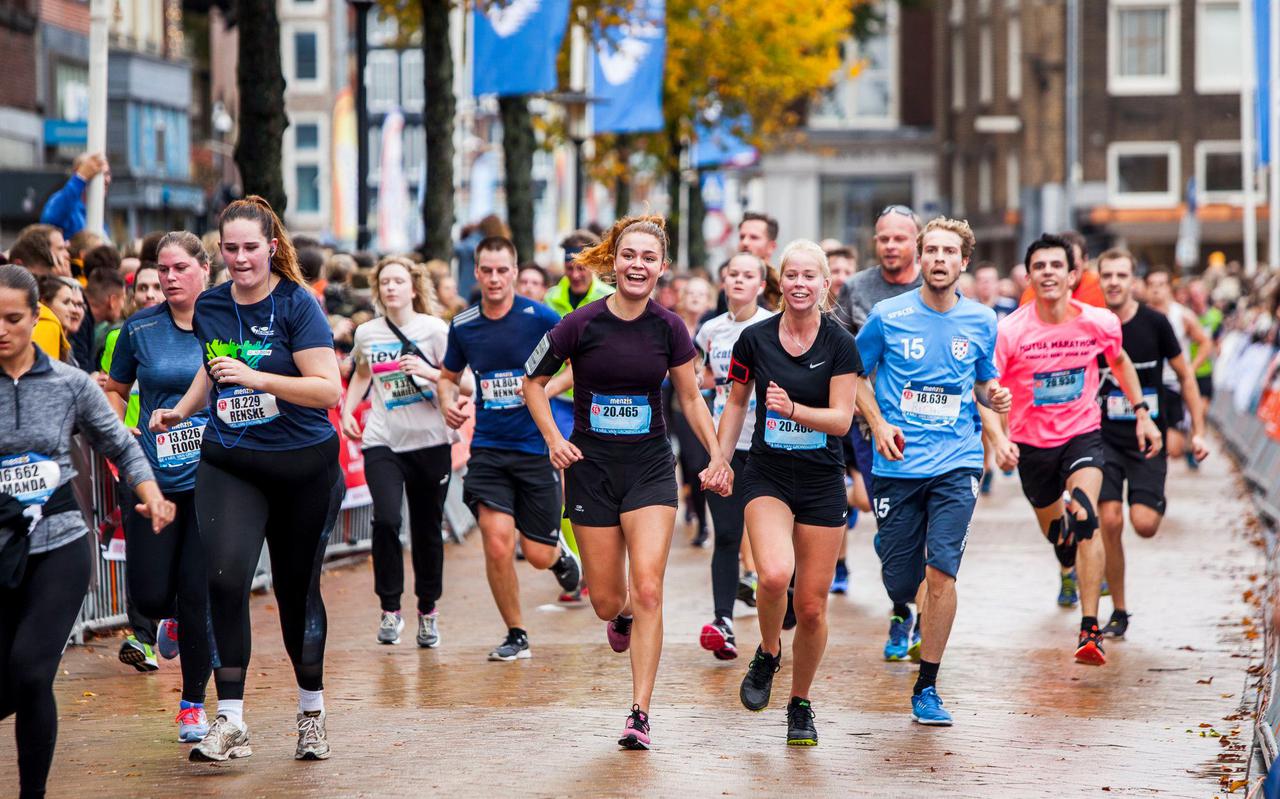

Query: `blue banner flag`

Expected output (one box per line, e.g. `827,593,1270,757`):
693,116,758,169
591,0,666,134
1256,0,1271,164
473,0,570,97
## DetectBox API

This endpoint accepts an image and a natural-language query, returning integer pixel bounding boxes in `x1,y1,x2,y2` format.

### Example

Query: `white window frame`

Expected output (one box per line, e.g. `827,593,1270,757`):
284,112,329,225
1107,141,1180,208
1007,15,1022,100
283,23,328,94
1195,140,1245,203
1195,0,1243,94
281,0,325,17
979,25,993,104
809,6,901,131
401,49,425,113
367,49,401,113
1107,0,1180,96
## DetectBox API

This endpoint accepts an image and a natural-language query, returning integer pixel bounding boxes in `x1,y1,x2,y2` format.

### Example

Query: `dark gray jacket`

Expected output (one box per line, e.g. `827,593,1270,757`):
0,346,153,553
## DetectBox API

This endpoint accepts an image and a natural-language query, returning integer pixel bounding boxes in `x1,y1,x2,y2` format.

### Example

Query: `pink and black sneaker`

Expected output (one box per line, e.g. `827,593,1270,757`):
618,704,651,750
607,614,633,653
699,617,738,660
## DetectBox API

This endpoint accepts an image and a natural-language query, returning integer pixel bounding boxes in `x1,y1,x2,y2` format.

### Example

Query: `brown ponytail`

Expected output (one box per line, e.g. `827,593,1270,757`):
572,214,670,280
218,195,306,288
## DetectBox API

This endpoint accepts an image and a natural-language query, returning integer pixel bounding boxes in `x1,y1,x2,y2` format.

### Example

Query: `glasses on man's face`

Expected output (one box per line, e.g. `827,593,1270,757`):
878,204,915,220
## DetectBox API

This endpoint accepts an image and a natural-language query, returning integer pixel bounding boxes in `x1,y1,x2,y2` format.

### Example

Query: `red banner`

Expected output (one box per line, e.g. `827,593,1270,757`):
329,399,372,509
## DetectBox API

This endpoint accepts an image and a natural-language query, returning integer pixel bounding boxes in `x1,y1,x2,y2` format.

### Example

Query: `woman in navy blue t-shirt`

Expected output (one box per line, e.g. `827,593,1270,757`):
151,196,343,764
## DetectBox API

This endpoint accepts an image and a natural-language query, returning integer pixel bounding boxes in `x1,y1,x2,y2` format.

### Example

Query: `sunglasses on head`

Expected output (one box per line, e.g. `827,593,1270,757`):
878,204,915,220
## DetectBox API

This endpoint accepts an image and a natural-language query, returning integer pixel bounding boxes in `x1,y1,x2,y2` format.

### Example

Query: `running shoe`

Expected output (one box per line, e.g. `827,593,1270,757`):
377,611,404,645
1186,451,1200,471
907,620,923,663
699,617,738,660
911,686,954,726
830,561,849,595
740,645,781,711
786,697,817,746
980,471,993,496
119,635,158,672
176,703,209,743
883,611,914,661
559,584,588,604
417,610,440,648
782,589,797,631
1057,570,1079,608
488,630,531,661
1102,610,1129,639
1074,624,1107,665
737,572,757,607
295,710,330,760
1100,579,1111,597
157,618,180,661
618,704,651,750
550,547,583,594
607,614,633,653
189,715,252,762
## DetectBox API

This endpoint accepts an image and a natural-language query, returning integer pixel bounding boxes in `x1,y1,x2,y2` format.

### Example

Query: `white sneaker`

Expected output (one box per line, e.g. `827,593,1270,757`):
189,715,252,762
377,611,404,645
295,710,330,760
417,611,440,648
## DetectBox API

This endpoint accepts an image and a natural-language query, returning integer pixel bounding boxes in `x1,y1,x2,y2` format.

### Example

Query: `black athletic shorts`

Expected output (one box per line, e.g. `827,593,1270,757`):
1099,440,1168,514
1197,374,1214,401
1164,388,1186,430
564,434,677,527
739,453,848,528
1015,430,1105,509
463,447,563,546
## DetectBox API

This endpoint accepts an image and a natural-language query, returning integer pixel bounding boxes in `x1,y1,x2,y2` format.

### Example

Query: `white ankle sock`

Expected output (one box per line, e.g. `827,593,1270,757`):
298,688,324,714
218,700,244,726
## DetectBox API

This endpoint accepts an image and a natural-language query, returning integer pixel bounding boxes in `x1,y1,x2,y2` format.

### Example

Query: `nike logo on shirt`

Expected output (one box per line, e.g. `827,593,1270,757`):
810,361,825,369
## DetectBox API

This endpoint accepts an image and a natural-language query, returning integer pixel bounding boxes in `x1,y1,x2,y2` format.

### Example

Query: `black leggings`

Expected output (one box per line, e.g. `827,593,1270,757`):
364,444,451,615
195,436,344,702
0,539,91,799
123,490,211,704
706,450,750,620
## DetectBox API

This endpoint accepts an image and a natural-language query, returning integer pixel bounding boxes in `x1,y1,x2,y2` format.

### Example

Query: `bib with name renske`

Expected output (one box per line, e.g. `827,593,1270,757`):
0,453,61,506
216,387,280,427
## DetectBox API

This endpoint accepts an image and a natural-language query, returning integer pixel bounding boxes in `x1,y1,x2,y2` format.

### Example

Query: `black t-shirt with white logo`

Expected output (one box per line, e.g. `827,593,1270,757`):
1097,303,1181,450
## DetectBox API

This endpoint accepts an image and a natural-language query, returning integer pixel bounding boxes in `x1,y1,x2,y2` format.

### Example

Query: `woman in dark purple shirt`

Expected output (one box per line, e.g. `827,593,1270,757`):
526,215,731,751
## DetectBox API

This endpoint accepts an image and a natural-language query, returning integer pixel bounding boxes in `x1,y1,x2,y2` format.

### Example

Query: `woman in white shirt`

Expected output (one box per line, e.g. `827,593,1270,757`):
341,256,472,649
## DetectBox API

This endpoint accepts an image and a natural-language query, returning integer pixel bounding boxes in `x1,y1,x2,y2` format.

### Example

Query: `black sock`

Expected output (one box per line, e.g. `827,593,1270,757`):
892,602,911,619
1080,616,1098,632
1054,541,1077,569
913,660,940,695
836,558,846,570
509,627,527,640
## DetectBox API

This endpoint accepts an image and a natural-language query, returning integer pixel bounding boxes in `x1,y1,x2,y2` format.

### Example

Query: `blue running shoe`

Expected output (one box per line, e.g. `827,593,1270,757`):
907,621,922,663
830,561,849,595
176,701,209,742
911,687,953,726
884,612,913,661
1057,569,1079,607
157,618,179,660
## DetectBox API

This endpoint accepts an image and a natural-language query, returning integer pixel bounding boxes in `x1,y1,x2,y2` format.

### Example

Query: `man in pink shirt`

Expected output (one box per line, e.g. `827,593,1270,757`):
995,234,1160,666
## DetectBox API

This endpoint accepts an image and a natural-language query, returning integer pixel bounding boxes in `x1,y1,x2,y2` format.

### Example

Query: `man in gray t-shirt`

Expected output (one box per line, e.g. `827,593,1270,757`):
835,205,922,335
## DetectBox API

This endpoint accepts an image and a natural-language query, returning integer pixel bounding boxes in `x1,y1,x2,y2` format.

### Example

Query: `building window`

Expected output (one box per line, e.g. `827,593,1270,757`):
295,123,319,151
1196,0,1243,93
287,115,326,221
950,0,965,24
1006,150,1021,210
978,155,993,212
818,175,914,250
1108,0,1180,95
294,32,317,80
403,124,426,178
952,39,966,110
1107,141,1180,207
368,50,400,112
1007,16,1022,100
285,25,326,92
952,158,965,215
810,7,899,130
367,9,399,46
1196,141,1244,202
295,165,320,214
979,25,993,104
401,50,424,112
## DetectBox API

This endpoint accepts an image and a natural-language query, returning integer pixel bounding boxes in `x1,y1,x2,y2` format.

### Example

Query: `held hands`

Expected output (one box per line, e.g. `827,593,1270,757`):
765,381,795,418
148,408,184,433
872,420,906,461
208,356,262,391
136,497,176,533
1136,415,1163,459
987,381,1012,415
399,354,439,383
547,436,583,470
699,455,734,497
444,396,471,430
1190,434,1211,463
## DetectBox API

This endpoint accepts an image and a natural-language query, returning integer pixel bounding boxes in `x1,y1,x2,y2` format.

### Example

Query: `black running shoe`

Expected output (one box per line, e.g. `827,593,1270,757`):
1102,610,1129,639
737,573,757,607
550,548,582,593
786,697,817,746
740,645,781,711
782,588,797,631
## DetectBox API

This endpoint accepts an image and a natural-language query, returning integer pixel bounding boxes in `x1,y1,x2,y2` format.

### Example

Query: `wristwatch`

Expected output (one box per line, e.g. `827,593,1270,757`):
1132,401,1151,413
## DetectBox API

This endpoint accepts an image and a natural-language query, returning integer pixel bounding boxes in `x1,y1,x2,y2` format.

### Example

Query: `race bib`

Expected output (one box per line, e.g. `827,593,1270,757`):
480,369,524,410
763,409,826,451
216,387,281,428
369,342,432,410
155,420,206,468
1105,389,1159,421
900,383,962,426
589,394,652,435
0,453,61,506
1033,367,1086,406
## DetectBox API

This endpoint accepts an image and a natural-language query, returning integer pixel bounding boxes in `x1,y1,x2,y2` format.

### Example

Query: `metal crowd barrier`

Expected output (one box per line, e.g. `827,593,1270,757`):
66,443,475,643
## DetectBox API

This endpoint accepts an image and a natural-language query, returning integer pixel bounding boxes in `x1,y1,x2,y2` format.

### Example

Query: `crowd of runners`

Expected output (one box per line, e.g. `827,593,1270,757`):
1,191,1243,796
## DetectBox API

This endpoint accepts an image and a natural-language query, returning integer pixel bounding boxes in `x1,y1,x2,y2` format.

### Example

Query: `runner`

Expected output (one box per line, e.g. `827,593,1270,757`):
0,264,174,799
438,236,583,662
341,256,459,648
694,252,776,660
1186,277,1222,403
996,234,1161,665
1095,249,1210,639
854,218,1009,726
524,215,732,750
150,196,345,762
833,204,925,661
1143,267,1213,463
716,239,860,746
543,229,612,439
672,276,713,547
103,231,213,743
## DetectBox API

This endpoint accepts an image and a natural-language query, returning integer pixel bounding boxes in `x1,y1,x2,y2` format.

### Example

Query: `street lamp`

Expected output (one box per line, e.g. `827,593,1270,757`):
349,0,374,251
545,91,599,230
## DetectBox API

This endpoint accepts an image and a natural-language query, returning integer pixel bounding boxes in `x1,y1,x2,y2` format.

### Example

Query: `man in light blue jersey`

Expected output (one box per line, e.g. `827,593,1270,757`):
855,217,1011,726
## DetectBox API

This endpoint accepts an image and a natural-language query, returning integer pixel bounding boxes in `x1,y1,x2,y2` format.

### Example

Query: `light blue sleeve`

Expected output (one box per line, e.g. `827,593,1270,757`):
854,308,885,375
975,312,999,382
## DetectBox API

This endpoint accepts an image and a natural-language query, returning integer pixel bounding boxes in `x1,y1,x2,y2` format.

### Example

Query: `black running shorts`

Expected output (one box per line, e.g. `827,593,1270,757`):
463,447,563,546
739,454,848,528
1099,440,1168,514
1015,430,1105,509
564,435,677,527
